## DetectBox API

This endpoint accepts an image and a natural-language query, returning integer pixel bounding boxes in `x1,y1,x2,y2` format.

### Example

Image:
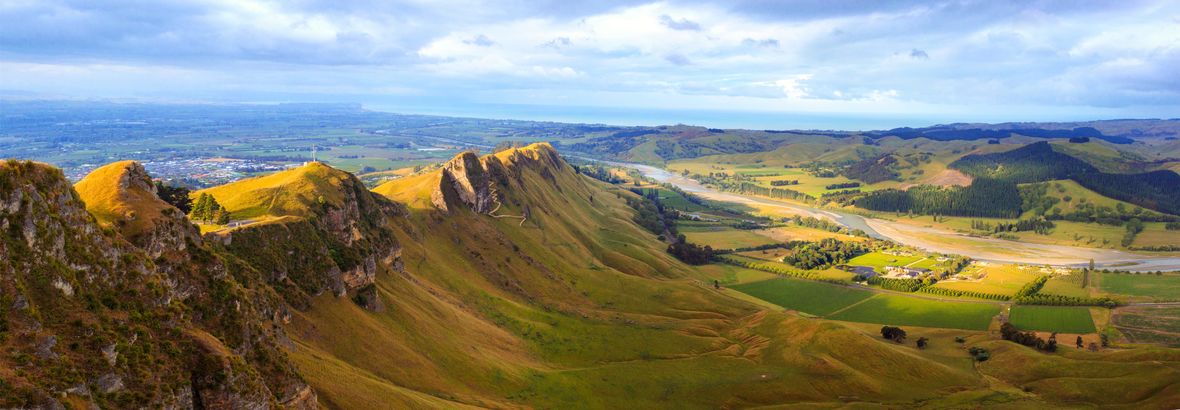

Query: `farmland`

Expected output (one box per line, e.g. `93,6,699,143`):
678,224,779,249
1008,306,1096,333
1097,272,1180,301
1113,307,1180,346
934,264,1042,297
828,294,1000,330
729,278,873,316
846,251,925,272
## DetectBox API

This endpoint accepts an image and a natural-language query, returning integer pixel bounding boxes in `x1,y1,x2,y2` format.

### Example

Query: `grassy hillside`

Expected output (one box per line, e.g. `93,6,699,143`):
73,160,174,236
196,161,356,219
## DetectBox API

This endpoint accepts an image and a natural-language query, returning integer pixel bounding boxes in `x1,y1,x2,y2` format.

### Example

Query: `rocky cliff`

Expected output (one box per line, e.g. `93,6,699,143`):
1,159,314,409
73,160,200,258
199,163,405,308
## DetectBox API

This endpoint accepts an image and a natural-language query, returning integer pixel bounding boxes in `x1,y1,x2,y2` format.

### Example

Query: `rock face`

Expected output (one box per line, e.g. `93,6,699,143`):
430,143,569,214
74,160,201,258
0,160,315,409
432,151,500,213
213,165,405,307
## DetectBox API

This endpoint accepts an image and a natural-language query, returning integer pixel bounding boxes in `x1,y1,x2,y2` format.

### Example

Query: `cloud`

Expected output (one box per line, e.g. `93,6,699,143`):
2,0,1179,125
659,14,702,31
664,53,692,65
742,38,780,47
543,37,572,48
464,34,496,46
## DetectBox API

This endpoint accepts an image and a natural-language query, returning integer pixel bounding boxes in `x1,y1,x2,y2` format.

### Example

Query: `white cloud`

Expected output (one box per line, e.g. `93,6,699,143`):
3,0,1179,125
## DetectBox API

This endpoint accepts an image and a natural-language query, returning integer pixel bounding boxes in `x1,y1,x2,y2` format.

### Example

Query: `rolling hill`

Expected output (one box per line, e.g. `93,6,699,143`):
950,142,1180,215
4,146,1180,408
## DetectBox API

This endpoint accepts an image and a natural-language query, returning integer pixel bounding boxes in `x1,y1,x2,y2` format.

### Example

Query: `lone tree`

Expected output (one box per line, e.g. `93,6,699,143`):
916,337,929,349
881,326,907,343
1076,335,1084,349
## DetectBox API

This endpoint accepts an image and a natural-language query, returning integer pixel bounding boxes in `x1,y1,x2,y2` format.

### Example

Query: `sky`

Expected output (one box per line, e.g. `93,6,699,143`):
1,0,1178,129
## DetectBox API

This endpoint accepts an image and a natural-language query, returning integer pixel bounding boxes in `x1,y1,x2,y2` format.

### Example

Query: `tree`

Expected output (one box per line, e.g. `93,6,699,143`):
188,193,226,223
154,181,192,213
713,280,720,290
881,326,907,343
1076,335,1084,349
214,208,231,225
189,193,211,222
916,337,929,349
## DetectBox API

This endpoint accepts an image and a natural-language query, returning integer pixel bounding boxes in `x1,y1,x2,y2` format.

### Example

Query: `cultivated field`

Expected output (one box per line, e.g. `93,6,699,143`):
934,264,1042,296
1040,273,1091,298
846,251,925,272
828,294,1000,330
1008,306,1096,333
1113,307,1180,346
1098,272,1180,301
729,278,873,316
679,224,780,249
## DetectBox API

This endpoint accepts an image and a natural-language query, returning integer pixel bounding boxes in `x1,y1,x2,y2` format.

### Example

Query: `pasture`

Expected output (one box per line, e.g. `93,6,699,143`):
1098,272,1180,301
1008,306,1096,333
679,224,780,250
934,264,1042,297
847,251,925,272
828,294,1000,330
729,278,873,316
1113,306,1180,347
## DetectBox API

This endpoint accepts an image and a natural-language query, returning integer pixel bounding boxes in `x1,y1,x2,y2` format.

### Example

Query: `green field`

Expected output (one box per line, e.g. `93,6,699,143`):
1099,273,1180,300
933,265,1042,296
828,294,999,330
846,251,925,272
679,225,779,249
653,187,710,212
696,264,778,286
1040,273,1091,298
729,278,873,316
1008,306,1096,333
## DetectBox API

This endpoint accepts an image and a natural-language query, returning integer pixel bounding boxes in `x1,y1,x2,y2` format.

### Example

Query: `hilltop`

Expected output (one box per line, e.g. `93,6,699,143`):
4,146,1180,408
74,160,200,257
196,161,404,307
1,159,315,409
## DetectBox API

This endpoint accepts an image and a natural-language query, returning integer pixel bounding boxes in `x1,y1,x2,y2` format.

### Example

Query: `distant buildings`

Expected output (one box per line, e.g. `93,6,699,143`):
884,265,931,278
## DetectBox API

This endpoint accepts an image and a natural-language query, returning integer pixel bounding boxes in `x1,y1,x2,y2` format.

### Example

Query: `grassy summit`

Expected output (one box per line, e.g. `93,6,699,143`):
74,160,176,238
196,161,356,219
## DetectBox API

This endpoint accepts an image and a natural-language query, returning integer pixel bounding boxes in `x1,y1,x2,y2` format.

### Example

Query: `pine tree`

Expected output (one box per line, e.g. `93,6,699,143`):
189,193,210,222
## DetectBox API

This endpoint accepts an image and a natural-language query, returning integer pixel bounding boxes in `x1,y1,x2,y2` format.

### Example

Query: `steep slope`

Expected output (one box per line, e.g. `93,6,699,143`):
8,147,1180,408
74,160,200,258
197,162,405,308
305,144,991,407
1,160,313,409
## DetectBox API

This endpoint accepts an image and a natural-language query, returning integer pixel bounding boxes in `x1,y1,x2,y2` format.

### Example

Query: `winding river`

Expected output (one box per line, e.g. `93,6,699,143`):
604,161,1180,272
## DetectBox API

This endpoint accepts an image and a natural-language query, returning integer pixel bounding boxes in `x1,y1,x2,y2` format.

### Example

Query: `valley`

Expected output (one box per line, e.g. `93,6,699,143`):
613,160,1180,271
3,103,1180,409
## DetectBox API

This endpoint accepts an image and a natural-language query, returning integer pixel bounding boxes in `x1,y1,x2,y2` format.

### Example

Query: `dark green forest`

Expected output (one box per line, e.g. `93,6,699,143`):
855,178,1022,218
950,142,1180,215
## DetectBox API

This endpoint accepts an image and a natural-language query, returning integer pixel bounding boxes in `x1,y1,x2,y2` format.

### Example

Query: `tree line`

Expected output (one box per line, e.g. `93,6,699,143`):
855,177,1022,218
781,238,866,269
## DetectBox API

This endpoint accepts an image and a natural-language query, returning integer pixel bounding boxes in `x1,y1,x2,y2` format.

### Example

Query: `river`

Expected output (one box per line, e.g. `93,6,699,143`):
601,160,1180,272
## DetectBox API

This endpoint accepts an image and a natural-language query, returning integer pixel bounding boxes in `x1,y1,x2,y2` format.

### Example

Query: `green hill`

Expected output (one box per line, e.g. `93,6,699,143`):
949,142,1180,215
5,151,1180,408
